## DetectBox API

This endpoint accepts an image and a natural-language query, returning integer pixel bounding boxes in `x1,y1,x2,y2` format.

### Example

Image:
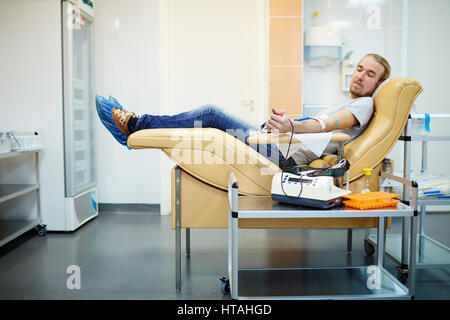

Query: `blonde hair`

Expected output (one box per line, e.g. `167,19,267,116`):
365,53,391,81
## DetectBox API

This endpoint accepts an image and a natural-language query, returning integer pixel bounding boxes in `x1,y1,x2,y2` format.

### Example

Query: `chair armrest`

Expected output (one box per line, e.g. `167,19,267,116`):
247,132,350,144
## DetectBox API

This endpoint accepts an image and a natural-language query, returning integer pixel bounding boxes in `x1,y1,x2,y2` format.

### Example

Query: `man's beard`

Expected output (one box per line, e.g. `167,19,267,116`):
350,86,364,97
349,81,367,97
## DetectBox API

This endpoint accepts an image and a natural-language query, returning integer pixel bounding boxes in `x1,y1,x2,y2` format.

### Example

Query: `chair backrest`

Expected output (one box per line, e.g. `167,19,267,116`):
344,78,423,181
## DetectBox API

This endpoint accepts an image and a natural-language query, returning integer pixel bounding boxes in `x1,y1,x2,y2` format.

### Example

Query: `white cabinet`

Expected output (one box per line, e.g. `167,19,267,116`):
0,151,46,247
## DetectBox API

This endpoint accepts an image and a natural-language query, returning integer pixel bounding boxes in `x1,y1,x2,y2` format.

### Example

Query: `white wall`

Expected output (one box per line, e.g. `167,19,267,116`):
166,0,266,124
94,0,161,204
407,0,450,171
406,0,450,211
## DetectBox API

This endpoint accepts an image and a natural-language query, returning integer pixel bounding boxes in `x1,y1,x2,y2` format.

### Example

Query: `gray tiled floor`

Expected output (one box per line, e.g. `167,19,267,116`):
0,208,448,300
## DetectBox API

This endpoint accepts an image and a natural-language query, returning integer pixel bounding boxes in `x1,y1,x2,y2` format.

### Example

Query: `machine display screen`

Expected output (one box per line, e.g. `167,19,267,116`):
288,177,312,183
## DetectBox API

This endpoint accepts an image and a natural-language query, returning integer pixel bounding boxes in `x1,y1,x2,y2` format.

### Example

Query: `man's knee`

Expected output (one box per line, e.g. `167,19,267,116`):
199,104,223,116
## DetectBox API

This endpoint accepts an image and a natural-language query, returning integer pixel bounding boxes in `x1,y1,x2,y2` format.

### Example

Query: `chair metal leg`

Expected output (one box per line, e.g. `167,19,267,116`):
338,142,352,254
401,124,411,267
377,218,386,267
186,228,191,257
408,214,418,298
347,228,353,254
418,206,426,263
175,167,181,291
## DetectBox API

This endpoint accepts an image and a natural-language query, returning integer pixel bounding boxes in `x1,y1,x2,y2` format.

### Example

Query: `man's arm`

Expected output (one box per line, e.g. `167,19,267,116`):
266,108,358,133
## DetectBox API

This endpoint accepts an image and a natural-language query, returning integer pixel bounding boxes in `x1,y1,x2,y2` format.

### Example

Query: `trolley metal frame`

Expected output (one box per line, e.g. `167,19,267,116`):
227,171,419,300
366,115,450,271
0,150,45,247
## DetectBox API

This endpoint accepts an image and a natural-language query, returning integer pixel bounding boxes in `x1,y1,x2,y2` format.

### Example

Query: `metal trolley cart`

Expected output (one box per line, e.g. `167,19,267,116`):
365,114,450,277
0,149,46,248
226,172,419,300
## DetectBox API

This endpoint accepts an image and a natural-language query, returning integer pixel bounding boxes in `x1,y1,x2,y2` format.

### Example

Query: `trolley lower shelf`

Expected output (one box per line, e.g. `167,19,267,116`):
367,234,450,269
236,266,409,300
0,219,41,247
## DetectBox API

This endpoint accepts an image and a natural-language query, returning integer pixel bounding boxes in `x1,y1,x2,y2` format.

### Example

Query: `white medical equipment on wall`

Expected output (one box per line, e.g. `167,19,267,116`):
304,26,343,68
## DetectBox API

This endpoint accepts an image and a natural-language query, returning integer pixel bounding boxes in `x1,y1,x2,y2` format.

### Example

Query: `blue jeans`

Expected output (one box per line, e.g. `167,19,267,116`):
133,105,297,168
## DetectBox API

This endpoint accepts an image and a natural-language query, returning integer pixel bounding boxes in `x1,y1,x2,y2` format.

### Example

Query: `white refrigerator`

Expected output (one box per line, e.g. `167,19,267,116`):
61,0,98,231
0,0,98,231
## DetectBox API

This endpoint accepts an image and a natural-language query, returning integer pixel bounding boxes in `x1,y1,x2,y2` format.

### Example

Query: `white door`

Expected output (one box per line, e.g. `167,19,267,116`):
159,0,268,214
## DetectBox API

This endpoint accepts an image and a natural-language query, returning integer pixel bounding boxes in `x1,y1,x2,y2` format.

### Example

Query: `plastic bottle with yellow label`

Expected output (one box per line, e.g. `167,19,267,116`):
361,168,372,193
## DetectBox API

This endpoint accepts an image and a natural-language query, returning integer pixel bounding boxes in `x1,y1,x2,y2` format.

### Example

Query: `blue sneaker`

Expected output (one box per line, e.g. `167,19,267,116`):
95,94,130,146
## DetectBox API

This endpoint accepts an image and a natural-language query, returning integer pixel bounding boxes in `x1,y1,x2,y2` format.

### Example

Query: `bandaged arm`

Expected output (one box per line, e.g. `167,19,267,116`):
267,108,359,133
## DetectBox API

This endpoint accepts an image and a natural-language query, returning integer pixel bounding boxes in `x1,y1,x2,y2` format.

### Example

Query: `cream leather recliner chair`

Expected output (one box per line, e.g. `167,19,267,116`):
127,78,422,290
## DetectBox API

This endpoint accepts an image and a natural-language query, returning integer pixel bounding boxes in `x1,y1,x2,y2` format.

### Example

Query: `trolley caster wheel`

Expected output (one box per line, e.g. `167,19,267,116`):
220,276,230,295
364,239,375,256
397,271,408,285
36,225,47,237
396,266,409,285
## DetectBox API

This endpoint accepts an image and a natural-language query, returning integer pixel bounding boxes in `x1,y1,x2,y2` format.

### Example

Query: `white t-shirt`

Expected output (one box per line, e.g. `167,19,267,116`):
291,97,374,165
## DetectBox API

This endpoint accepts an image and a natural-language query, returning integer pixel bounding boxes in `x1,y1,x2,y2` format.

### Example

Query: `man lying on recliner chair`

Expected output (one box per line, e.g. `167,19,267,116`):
96,53,390,167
